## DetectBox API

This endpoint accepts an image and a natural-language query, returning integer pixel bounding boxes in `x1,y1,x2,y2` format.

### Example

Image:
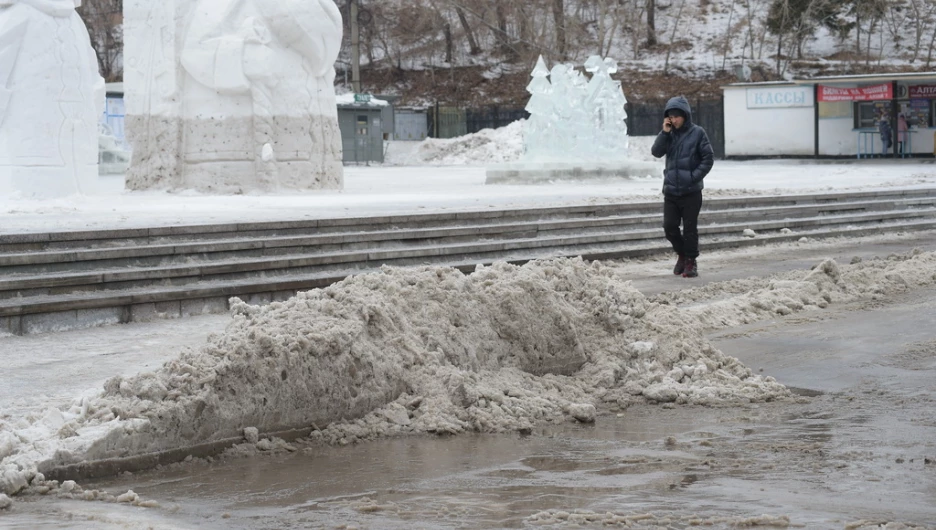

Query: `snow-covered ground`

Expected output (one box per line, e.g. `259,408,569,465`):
3,132,936,234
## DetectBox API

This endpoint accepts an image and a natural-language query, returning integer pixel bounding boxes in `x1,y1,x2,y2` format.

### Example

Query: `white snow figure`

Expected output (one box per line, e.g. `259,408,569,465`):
0,0,105,198
124,0,344,193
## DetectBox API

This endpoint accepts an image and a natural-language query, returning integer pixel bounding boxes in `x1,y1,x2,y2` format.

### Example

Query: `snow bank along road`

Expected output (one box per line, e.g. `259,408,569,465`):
1,228,935,528
2,187,936,336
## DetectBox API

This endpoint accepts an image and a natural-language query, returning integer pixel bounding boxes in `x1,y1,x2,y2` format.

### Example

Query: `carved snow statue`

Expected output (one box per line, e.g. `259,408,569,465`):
124,0,344,193
0,0,105,197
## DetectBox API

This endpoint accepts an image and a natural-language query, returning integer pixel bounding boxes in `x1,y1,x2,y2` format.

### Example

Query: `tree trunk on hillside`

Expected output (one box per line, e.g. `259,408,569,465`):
856,9,861,56
646,0,657,46
596,0,622,57
444,23,453,63
926,16,936,67
518,4,531,48
495,3,510,52
553,0,567,59
454,6,482,55
663,0,688,75
720,0,736,70
515,2,534,57
743,0,759,61
907,0,924,63
773,0,789,77
776,33,783,76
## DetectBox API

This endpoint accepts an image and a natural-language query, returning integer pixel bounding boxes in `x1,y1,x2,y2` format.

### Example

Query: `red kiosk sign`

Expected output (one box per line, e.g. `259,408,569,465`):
818,83,893,102
908,85,936,98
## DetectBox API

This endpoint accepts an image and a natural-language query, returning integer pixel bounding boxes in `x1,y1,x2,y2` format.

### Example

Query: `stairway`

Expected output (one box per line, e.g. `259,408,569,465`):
2,188,935,335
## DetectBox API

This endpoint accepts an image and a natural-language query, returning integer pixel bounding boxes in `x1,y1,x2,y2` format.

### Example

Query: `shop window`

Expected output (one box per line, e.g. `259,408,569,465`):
854,100,933,129
854,101,891,128
903,99,931,128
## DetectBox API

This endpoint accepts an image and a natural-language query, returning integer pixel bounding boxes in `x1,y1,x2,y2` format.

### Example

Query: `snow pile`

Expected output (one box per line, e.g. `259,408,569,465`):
407,120,526,165
652,249,936,330
400,120,659,166
335,93,390,107
0,257,788,495
9,473,156,508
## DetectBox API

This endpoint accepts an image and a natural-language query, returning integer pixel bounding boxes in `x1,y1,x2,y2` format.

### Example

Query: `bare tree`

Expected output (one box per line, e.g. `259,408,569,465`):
905,0,936,62
602,0,647,59
76,0,123,82
879,0,914,62
647,0,658,46
452,4,483,55
852,0,887,60
720,0,738,69
739,0,772,61
593,0,624,57
663,0,690,75
553,0,567,59
925,4,936,66
493,3,511,51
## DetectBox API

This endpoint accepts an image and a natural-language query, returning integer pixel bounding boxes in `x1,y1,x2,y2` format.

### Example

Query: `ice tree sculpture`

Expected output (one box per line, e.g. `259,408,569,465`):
0,0,105,198
124,0,344,193
521,55,630,163
585,56,629,157
523,56,554,160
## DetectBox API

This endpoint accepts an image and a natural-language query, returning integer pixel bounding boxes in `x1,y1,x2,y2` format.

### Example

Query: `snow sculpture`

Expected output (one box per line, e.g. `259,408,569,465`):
0,0,105,198
487,55,660,184
123,0,344,193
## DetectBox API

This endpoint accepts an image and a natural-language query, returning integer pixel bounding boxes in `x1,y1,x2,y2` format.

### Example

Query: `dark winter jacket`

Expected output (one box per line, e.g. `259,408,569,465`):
879,119,893,147
651,96,715,197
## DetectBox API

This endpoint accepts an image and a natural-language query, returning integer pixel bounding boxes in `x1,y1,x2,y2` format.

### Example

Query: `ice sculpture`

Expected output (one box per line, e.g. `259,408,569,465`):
98,123,131,175
123,0,344,193
487,55,660,184
0,0,105,198
521,55,630,162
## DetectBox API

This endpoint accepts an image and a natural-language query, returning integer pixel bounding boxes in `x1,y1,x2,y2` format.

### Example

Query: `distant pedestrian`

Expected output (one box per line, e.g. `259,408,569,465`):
897,113,909,154
879,115,893,156
651,96,715,278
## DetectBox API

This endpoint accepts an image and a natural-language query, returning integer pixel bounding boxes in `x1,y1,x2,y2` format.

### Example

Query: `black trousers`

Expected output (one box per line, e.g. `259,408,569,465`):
663,190,703,259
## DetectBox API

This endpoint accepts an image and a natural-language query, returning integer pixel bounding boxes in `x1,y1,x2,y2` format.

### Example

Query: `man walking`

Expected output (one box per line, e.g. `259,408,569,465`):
651,96,715,278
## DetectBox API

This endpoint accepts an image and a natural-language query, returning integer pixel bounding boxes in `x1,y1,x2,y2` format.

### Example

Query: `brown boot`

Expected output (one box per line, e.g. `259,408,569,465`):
673,254,686,275
681,258,698,278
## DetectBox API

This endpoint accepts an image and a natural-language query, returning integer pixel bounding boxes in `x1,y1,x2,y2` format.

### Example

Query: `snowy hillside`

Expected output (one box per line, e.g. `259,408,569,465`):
336,0,936,105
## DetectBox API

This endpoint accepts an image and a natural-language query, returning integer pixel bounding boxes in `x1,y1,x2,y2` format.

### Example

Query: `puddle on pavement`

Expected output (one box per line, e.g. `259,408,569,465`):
4,399,936,529
4,411,717,529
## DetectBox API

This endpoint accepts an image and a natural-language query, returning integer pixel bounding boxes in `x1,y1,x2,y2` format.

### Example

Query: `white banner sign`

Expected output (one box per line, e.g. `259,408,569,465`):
746,87,814,108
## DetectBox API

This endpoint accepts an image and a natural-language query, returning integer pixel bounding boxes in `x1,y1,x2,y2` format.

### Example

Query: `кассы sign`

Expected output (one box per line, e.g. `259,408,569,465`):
746,86,814,108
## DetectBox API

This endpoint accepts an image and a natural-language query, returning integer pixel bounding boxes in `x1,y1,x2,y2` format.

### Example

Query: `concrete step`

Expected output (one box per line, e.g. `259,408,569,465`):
1,187,932,254
2,193,933,275
2,206,935,300
3,218,936,336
